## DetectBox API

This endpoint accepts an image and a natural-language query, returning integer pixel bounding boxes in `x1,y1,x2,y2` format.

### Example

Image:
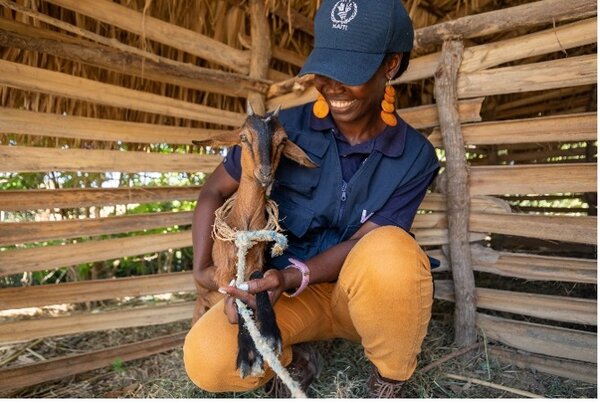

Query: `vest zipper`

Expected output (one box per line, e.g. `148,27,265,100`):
336,181,348,224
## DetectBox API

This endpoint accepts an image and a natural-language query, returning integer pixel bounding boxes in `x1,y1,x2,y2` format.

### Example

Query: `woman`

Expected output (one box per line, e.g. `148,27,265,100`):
184,0,440,398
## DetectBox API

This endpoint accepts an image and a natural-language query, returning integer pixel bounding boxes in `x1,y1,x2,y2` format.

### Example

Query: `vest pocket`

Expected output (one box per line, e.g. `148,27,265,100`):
276,197,315,239
274,160,321,196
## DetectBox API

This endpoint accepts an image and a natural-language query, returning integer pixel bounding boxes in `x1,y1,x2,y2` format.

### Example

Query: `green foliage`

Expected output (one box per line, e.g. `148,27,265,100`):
111,358,126,374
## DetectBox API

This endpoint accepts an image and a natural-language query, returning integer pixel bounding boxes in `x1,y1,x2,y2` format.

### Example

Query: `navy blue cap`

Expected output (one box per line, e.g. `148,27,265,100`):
300,0,414,86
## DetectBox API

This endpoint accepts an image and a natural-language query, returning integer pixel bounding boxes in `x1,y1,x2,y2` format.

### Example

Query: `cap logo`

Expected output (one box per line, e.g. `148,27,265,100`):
330,0,357,31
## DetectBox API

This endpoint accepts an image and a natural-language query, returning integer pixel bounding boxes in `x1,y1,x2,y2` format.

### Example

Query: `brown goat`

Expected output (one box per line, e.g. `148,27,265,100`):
193,105,316,377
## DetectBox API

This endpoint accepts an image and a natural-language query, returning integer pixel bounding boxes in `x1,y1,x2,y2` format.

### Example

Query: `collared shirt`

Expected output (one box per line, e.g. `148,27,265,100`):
222,106,437,232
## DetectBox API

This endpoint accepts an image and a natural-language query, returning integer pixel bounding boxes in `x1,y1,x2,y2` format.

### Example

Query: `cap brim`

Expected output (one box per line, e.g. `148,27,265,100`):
299,48,385,86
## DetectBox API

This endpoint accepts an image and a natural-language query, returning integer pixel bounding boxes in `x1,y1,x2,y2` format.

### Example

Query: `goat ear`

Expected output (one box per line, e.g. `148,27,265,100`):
192,129,241,147
283,141,318,168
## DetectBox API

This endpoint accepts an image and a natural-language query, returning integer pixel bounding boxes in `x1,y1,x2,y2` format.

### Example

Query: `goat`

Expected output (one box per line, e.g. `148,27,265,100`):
193,105,317,377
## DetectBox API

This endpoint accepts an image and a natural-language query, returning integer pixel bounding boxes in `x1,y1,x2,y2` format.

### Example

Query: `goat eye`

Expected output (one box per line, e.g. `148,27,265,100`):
240,134,248,143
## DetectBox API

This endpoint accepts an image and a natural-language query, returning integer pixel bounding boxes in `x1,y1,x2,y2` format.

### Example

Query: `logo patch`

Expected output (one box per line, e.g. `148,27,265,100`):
330,0,358,31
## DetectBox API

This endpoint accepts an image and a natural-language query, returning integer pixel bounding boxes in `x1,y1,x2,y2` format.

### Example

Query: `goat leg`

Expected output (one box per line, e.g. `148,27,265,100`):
252,271,283,356
236,295,264,378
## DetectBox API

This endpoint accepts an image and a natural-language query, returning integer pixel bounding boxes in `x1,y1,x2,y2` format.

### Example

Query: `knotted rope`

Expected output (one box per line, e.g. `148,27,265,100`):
213,195,307,399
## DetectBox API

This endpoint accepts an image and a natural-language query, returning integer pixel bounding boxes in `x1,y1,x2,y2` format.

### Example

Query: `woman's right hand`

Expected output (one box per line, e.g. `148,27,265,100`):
193,265,218,291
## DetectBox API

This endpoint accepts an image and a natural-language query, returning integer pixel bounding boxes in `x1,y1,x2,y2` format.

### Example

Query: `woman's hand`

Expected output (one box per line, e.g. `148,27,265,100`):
220,269,290,324
193,265,218,291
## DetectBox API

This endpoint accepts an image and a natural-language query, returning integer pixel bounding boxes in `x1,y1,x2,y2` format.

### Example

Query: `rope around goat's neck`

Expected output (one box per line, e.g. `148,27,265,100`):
233,230,306,399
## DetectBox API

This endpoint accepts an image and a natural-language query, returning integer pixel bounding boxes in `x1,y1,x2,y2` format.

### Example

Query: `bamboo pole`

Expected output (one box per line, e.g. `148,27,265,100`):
434,39,476,346
247,0,271,115
413,0,597,51
44,0,250,73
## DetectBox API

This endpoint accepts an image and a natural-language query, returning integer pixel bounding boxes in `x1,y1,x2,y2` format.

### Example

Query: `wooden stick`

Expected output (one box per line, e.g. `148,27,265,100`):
434,39,477,346
0,303,194,344
0,107,223,145
414,0,597,51
0,231,192,276
435,280,597,326
460,17,597,73
421,343,480,373
0,145,222,173
458,54,597,99
469,212,597,245
469,244,597,284
0,332,187,391
443,373,545,398
428,113,597,147
0,272,195,310
247,0,272,115
0,60,245,127
0,186,202,211
0,211,193,245
476,313,596,364
468,163,597,195
45,0,249,73
0,18,269,98
488,346,597,384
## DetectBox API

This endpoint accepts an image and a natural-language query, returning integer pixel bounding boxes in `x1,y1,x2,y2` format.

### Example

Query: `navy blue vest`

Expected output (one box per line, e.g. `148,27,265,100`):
267,103,440,269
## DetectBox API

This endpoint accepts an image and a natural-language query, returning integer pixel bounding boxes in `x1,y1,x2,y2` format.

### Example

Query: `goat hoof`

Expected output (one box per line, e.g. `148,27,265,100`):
262,328,283,356
237,346,264,378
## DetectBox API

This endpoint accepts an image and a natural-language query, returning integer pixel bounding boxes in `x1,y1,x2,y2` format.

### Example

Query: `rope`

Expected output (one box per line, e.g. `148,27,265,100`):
213,196,306,398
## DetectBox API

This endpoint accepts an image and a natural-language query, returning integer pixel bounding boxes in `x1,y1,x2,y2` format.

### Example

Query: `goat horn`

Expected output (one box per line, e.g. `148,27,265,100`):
271,105,282,118
246,100,255,116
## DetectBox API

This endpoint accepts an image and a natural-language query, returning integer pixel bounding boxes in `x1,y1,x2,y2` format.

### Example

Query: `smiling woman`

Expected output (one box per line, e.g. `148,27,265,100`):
184,0,440,398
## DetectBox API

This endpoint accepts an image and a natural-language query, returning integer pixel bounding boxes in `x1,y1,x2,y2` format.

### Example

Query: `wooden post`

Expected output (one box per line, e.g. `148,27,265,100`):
434,39,477,346
248,0,272,115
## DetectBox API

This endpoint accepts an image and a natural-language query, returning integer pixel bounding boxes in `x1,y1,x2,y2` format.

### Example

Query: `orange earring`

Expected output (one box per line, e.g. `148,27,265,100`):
380,80,397,127
313,93,329,118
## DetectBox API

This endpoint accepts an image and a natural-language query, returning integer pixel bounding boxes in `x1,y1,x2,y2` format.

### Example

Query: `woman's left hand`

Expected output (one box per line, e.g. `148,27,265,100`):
220,269,286,324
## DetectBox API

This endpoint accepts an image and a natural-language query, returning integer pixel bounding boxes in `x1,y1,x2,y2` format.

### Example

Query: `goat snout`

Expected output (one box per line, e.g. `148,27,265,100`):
254,166,273,187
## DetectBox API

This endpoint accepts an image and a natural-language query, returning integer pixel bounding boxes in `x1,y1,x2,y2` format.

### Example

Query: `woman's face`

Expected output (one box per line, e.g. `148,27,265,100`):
313,54,401,127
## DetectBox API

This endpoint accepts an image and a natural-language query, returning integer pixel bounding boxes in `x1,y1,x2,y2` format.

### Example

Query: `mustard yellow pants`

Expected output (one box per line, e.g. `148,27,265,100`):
183,226,433,393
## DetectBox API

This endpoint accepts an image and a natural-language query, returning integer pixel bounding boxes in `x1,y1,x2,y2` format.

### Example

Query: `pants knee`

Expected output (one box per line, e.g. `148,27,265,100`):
183,305,265,393
183,329,230,392
344,226,430,286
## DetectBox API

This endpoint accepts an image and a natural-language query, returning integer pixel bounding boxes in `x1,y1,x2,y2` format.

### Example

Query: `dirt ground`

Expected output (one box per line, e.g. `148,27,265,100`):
1,298,596,399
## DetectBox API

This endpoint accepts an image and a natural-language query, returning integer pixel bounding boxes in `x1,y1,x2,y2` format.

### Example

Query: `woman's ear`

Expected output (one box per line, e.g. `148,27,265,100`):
386,53,402,79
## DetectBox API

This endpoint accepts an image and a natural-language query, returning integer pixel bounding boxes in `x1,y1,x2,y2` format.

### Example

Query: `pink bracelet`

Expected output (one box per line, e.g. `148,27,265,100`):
283,258,310,298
